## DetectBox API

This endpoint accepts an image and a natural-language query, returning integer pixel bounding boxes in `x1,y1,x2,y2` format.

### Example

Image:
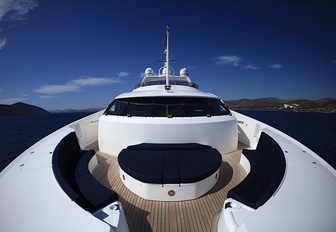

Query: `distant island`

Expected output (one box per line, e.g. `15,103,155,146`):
225,98,336,113
50,108,103,114
0,102,49,116
1,98,335,116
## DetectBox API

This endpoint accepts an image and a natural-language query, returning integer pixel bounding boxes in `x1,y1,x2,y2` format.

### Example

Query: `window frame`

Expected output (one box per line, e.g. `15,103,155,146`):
104,97,231,118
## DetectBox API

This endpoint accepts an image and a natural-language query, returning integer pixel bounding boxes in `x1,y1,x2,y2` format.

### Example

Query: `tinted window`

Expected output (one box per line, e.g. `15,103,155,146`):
107,101,127,116
104,97,231,117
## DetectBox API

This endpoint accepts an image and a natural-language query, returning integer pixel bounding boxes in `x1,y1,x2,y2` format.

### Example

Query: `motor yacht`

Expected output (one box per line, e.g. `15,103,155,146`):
1,26,336,232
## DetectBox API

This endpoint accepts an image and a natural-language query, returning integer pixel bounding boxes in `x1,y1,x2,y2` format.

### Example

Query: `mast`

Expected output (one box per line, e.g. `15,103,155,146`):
165,25,171,90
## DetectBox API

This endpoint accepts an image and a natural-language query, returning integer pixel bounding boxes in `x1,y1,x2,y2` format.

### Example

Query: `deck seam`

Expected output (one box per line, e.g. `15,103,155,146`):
93,147,246,232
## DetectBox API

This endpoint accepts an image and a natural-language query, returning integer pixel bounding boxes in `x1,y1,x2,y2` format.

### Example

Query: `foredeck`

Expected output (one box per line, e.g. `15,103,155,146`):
91,145,247,232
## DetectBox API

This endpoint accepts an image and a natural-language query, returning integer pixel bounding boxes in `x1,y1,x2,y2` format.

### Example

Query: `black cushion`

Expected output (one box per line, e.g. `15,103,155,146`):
52,132,82,201
178,149,222,183
227,132,286,209
75,173,119,212
52,132,119,213
118,149,164,184
127,143,212,151
118,143,222,185
74,150,95,177
163,151,180,184
228,172,273,209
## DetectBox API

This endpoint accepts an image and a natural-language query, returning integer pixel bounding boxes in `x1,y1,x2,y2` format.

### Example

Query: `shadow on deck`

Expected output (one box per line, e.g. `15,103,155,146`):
92,148,246,232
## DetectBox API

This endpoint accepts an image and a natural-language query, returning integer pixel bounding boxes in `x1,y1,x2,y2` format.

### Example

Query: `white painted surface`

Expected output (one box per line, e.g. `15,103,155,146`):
69,110,104,149
119,168,220,201
116,84,218,99
0,112,128,232
234,112,262,148
218,199,254,232
239,153,250,175
218,111,336,232
88,155,98,173
1,106,335,231
94,202,129,232
98,115,238,156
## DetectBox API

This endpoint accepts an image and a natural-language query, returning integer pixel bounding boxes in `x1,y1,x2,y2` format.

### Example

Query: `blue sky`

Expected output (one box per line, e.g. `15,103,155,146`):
0,0,335,110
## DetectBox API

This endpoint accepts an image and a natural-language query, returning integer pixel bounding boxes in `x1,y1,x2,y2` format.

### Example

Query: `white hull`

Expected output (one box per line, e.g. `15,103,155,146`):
0,111,128,232
0,110,335,231
1,27,335,232
217,111,336,232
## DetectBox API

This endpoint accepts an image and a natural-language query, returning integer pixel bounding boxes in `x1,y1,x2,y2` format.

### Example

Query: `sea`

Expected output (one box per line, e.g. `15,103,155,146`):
0,111,335,172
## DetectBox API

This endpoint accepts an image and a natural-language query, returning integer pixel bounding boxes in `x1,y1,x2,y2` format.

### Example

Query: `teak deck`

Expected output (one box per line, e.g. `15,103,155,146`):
91,145,247,232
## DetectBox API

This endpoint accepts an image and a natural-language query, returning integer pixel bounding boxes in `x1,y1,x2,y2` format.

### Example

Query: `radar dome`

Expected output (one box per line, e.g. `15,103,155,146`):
180,68,188,77
145,68,153,76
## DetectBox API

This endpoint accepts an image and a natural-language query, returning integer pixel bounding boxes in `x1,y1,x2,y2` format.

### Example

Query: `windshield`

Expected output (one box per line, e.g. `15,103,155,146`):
104,97,231,118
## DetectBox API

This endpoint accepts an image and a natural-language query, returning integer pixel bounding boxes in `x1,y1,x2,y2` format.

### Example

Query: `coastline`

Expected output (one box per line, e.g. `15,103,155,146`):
225,97,336,114
231,108,336,114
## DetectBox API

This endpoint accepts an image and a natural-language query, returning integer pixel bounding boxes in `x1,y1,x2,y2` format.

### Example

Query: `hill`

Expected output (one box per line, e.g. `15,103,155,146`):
0,102,49,116
225,98,336,113
50,108,103,113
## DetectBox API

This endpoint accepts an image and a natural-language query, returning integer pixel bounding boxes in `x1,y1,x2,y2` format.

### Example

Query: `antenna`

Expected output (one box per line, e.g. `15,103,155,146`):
165,25,171,90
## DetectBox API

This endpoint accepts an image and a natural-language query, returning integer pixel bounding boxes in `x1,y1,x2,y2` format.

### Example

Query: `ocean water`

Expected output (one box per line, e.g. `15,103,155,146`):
0,111,335,172
240,110,336,169
0,112,92,172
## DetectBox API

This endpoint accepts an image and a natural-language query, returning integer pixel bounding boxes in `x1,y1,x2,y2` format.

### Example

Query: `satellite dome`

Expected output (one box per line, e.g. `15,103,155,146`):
180,68,188,77
145,67,154,76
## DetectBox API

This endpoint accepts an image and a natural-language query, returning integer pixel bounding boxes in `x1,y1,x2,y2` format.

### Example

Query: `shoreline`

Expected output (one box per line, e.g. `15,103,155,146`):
231,108,336,114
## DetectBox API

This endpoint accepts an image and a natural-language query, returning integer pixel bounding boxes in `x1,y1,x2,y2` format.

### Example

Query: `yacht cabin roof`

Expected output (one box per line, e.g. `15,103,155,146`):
115,85,219,100
116,72,219,100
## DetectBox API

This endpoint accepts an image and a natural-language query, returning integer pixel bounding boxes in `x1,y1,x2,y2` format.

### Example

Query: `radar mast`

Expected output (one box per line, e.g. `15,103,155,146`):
165,25,171,90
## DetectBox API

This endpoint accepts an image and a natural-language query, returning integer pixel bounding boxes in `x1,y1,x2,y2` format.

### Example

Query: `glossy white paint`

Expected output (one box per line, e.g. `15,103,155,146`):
234,112,262,148
117,84,218,99
0,112,129,232
119,168,220,201
217,111,336,232
71,110,104,149
239,153,251,175
1,108,336,231
5,27,336,231
94,202,129,232
98,115,238,156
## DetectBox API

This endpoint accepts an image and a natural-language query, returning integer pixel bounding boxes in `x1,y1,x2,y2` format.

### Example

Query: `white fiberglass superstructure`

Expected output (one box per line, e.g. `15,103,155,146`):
98,26,237,201
98,66,238,157
0,26,336,232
